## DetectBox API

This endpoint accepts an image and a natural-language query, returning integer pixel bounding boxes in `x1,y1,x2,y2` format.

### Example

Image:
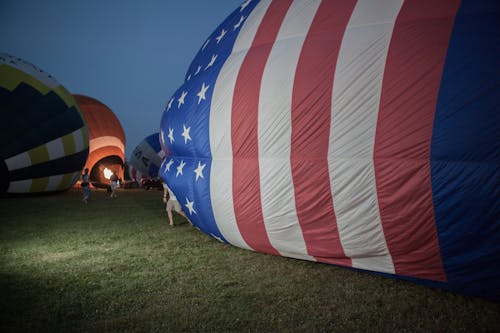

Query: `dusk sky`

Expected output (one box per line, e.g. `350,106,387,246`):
0,0,239,159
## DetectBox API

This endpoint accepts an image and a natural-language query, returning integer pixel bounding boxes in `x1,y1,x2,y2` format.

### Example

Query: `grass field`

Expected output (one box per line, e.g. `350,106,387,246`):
0,189,498,332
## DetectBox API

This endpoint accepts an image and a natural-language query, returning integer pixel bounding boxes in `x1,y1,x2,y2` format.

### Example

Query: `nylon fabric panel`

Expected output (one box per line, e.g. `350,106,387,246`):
7,179,31,193
80,127,89,150
53,86,79,110
5,152,31,171
29,145,49,165
258,0,320,261
75,95,125,144
9,149,89,181
431,0,500,299
47,174,64,191
130,134,163,178
47,137,65,160
30,177,49,193
209,0,272,250
374,0,460,281
290,0,356,265
0,65,53,92
62,132,77,155
59,172,79,190
231,0,292,256
89,136,125,154
0,84,85,158
0,54,59,89
328,0,402,273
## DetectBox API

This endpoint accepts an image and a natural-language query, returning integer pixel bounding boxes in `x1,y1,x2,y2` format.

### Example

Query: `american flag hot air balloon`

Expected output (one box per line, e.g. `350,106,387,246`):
159,0,499,300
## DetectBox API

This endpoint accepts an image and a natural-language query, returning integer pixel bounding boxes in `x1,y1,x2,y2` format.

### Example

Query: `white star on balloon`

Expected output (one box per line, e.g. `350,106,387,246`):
234,16,245,30
194,161,206,181
195,65,201,75
182,125,192,144
177,90,187,108
160,129,165,145
168,127,174,144
185,197,197,215
167,98,173,111
176,160,186,177
164,159,174,172
202,38,210,51
197,82,210,104
187,74,191,81
215,29,226,44
240,0,251,12
205,54,218,70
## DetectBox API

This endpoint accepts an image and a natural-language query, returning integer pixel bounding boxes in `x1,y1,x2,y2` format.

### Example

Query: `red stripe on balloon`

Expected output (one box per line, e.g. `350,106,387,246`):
231,0,293,256
374,0,460,281
290,0,356,266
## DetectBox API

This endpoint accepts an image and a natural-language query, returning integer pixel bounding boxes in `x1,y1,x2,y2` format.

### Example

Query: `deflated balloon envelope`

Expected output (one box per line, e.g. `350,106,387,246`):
159,1,499,300
128,133,164,183
74,94,126,188
0,53,89,194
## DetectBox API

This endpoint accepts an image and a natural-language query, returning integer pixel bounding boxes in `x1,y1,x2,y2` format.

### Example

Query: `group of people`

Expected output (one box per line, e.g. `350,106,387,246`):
81,169,190,227
80,168,120,203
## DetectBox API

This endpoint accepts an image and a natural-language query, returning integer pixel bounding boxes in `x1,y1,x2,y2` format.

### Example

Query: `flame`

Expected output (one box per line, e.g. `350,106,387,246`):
103,167,112,180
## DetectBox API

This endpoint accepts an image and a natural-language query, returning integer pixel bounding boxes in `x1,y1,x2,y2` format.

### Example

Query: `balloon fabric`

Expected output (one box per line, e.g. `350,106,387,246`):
159,0,499,300
0,53,89,194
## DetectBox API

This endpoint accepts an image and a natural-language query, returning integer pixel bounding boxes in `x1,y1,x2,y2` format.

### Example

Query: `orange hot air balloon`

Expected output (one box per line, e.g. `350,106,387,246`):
74,95,125,188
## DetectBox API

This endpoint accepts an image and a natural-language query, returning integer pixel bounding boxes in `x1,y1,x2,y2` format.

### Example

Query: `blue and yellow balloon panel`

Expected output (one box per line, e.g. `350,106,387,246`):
0,53,89,194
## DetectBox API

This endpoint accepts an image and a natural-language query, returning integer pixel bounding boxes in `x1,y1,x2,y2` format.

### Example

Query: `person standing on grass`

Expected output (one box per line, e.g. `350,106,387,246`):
110,171,119,198
162,180,190,227
81,168,91,204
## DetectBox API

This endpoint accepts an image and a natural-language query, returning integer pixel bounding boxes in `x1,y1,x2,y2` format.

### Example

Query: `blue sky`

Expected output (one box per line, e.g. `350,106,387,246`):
0,0,239,159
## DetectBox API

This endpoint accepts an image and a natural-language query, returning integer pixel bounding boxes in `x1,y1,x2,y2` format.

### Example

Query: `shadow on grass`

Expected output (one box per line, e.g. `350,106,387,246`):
0,272,96,332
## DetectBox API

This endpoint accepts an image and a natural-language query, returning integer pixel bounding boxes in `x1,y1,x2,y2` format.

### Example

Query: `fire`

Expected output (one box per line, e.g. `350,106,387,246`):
103,167,112,180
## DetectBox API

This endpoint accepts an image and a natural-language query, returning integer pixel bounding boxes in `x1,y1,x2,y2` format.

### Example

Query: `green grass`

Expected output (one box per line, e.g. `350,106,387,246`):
0,189,498,333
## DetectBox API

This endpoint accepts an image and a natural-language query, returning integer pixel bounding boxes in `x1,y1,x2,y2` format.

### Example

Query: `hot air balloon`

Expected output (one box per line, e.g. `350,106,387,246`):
74,94,125,188
0,53,89,194
128,133,165,183
159,0,499,300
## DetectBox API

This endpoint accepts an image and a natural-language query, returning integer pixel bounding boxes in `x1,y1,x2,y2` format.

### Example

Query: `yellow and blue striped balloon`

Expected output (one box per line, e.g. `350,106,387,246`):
0,53,89,194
